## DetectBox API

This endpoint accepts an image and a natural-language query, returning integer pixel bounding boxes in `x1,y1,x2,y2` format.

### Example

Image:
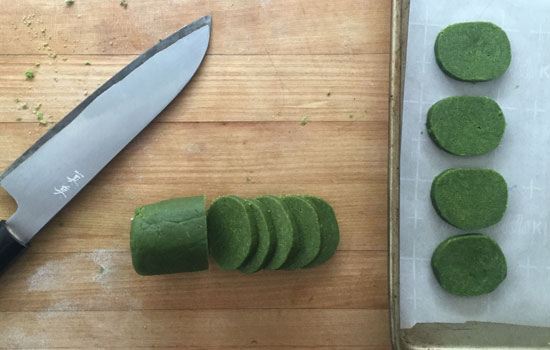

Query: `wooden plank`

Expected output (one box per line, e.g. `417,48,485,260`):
0,251,387,312
0,0,390,55
0,121,388,252
0,309,390,348
0,54,389,123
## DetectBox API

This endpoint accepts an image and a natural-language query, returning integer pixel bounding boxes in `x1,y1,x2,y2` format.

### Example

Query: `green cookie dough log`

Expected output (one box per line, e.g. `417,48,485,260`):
256,195,295,270
280,195,322,270
239,199,276,274
427,96,506,156
130,196,208,276
207,195,258,270
435,22,511,82
302,196,340,268
431,168,508,230
431,233,507,296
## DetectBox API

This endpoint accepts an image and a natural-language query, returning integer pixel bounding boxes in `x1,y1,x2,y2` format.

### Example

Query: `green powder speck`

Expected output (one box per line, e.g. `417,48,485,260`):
34,103,42,111
349,114,353,119
35,62,40,67
25,70,35,79
120,0,128,7
39,120,47,125
326,91,331,96
300,117,308,126
99,266,105,274
84,61,91,65
36,111,44,119
21,103,28,109
65,0,74,4
16,117,22,122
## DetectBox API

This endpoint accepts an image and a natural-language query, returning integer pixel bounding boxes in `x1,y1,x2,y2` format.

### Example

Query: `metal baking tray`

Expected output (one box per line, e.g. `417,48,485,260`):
388,0,550,348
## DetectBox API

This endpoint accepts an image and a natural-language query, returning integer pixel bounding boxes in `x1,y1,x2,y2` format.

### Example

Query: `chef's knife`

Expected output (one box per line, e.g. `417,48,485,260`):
0,15,211,272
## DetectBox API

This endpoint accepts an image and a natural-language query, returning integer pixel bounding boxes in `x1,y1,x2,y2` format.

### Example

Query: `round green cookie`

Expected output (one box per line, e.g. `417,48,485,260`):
301,196,340,268
435,22,511,82
279,195,322,270
427,96,506,156
431,233,507,296
256,195,295,270
239,199,276,274
431,168,508,230
130,196,208,276
207,195,258,270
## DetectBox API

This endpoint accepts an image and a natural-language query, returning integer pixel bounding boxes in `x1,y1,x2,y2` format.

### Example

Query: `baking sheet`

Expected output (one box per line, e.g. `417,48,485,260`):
400,0,550,328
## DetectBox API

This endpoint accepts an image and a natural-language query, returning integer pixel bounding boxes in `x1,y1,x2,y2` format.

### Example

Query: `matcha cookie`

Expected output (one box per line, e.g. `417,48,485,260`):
302,196,340,268
435,22,511,82
256,195,295,270
431,168,508,230
427,96,506,156
130,196,208,276
432,233,507,296
280,195,322,270
207,195,258,270
239,199,276,274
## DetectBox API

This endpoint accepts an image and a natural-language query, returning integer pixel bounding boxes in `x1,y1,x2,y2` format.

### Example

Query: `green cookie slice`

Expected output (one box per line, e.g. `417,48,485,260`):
427,96,506,156
239,198,276,274
432,233,507,296
256,195,295,270
280,195,322,270
130,196,208,276
207,195,258,270
302,196,340,268
431,168,508,230
435,22,511,82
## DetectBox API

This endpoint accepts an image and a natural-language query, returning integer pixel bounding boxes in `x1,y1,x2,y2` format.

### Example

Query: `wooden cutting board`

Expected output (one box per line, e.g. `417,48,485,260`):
0,0,390,348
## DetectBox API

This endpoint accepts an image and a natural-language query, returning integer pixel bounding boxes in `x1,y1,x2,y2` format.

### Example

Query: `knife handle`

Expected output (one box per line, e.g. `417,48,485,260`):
0,220,25,274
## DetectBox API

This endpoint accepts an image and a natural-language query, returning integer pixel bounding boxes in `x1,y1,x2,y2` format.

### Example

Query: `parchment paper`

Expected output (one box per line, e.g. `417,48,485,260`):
400,0,550,328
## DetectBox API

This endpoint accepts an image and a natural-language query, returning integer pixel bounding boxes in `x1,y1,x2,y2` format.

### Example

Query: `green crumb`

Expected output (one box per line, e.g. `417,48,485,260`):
326,91,331,96
25,70,35,79
158,38,163,42
35,62,40,67
50,53,57,58
120,0,128,7
16,117,22,122
65,0,74,4
84,61,91,65
432,233,507,296
21,103,28,109
39,120,47,125
36,111,44,119
34,103,42,111
349,114,353,119
301,117,308,126
99,266,105,274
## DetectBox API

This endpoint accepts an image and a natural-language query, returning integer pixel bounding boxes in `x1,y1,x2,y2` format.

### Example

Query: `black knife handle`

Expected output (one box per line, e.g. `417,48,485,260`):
0,220,25,274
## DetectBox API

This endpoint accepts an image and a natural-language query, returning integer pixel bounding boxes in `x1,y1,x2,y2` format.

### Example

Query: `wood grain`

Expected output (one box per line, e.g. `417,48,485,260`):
0,0,390,55
0,54,389,123
0,0,391,348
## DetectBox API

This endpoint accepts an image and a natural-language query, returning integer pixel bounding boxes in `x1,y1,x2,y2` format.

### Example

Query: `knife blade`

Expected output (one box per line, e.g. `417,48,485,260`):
0,15,212,272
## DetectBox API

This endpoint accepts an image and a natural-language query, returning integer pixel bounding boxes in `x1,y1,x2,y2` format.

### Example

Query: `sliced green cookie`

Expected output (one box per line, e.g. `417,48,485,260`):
239,199,276,274
431,168,508,230
432,233,507,296
435,22,511,82
207,195,258,270
130,196,208,276
279,195,322,270
301,196,340,268
256,195,295,270
427,96,506,156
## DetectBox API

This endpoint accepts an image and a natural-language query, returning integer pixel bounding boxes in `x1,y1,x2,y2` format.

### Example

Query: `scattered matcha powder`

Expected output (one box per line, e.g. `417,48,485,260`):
25,70,35,79
84,61,91,65
35,62,40,67
65,0,74,4
39,120,48,125
301,117,308,126
34,103,42,111
14,98,20,103
50,53,57,58
21,103,29,110
349,114,353,119
158,38,163,42
36,111,44,120
120,0,128,8
326,91,331,96
16,117,22,122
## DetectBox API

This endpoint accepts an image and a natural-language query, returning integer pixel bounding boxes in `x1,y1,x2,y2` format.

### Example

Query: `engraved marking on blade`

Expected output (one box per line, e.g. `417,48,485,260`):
53,170,85,198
